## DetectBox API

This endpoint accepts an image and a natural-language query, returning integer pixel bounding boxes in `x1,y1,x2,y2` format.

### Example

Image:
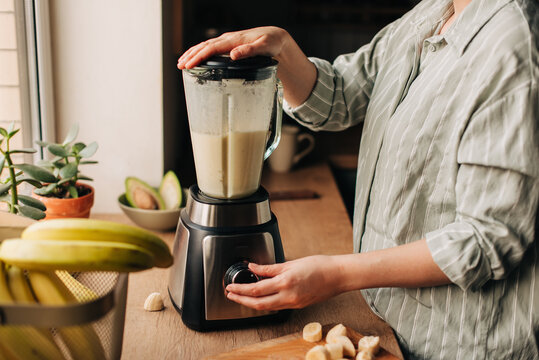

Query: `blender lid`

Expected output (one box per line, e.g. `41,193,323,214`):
199,55,277,70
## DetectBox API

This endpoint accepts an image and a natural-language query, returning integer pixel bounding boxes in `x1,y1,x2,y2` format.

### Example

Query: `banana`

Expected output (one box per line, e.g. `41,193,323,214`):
28,270,106,360
326,323,347,343
56,271,98,303
327,335,356,358
357,336,380,356
0,263,66,360
22,218,173,268
0,238,155,272
6,265,34,303
356,351,374,360
306,345,331,360
325,342,344,360
303,322,323,342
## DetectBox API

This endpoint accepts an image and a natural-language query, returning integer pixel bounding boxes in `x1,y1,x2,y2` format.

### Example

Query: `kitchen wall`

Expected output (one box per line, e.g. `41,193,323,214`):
48,0,163,213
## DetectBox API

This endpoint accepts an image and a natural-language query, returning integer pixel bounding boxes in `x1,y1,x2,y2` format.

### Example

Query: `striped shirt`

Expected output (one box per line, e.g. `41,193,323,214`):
284,0,539,359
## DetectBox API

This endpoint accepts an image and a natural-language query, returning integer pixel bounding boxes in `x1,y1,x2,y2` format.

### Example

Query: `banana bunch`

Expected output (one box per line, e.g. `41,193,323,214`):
0,218,173,272
0,218,174,359
0,263,108,360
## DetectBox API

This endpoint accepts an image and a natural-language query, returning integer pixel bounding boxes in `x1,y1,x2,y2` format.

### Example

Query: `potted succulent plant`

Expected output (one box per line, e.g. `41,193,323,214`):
28,124,99,219
0,122,47,220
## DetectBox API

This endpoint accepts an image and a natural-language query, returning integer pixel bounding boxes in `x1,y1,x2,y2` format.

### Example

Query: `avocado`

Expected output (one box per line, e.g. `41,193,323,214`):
159,171,183,209
125,177,166,210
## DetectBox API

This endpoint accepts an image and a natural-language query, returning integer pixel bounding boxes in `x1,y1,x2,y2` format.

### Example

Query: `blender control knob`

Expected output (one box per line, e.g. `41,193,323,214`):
224,262,259,286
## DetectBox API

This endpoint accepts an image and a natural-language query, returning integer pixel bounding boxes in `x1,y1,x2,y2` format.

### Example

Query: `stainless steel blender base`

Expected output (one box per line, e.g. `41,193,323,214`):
168,185,287,331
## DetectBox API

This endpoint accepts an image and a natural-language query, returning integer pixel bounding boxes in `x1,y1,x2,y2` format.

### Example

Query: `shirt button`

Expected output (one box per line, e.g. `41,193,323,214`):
429,44,437,52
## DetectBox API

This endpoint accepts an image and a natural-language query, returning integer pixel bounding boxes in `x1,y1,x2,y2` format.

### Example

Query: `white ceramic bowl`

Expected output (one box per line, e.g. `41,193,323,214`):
117,194,182,232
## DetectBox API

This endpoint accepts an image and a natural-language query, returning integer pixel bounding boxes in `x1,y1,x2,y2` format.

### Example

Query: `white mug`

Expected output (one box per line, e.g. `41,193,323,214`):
268,124,315,173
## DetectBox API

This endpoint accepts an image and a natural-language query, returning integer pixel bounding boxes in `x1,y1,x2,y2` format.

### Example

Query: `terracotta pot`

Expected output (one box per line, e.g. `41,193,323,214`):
32,183,95,219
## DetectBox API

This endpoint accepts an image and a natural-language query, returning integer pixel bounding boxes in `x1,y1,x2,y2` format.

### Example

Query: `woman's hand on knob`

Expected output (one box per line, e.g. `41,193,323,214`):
177,26,291,70
225,255,343,311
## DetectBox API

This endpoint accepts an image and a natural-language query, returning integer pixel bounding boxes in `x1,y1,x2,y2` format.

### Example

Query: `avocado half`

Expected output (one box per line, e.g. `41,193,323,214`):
159,171,183,209
125,177,166,210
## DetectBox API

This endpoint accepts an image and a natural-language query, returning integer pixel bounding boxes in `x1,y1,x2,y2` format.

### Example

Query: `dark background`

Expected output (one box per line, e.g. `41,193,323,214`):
162,0,419,188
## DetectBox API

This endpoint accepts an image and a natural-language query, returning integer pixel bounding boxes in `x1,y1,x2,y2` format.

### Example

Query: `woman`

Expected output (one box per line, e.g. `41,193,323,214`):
178,0,538,358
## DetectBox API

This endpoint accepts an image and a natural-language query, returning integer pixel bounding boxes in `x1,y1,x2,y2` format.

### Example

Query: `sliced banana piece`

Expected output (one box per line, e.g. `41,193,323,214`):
303,322,323,342
356,350,374,360
327,335,355,358
144,292,164,311
306,345,331,360
325,342,344,359
357,336,380,355
326,323,347,342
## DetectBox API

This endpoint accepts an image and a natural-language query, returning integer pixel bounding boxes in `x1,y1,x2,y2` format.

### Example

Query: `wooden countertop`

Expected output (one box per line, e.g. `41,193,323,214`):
98,162,403,359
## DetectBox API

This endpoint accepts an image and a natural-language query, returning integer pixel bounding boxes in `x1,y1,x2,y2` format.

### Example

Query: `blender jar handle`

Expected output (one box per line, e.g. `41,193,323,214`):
264,79,283,160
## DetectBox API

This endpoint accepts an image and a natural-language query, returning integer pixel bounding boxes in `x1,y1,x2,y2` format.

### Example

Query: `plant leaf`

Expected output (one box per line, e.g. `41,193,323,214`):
78,142,98,158
36,159,54,168
9,148,37,154
35,140,50,147
0,128,7,137
14,164,57,183
17,204,46,220
34,183,57,195
80,160,98,165
68,185,78,198
72,142,86,153
0,183,11,195
62,123,79,145
7,128,20,139
59,162,78,179
0,153,5,170
16,177,43,188
47,144,69,158
58,178,73,185
78,175,94,181
7,122,14,133
53,160,65,169
18,195,46,211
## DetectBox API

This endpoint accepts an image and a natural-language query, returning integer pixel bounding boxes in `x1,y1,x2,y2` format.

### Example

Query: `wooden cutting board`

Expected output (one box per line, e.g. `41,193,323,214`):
205,324,399,359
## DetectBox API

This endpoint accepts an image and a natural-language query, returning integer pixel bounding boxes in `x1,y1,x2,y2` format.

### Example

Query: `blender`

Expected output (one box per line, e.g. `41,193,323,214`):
168,55,288,331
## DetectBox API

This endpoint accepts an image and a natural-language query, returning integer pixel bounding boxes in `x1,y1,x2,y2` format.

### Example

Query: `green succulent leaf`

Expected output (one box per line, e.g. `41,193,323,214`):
53,160,65,169
47,144,69,157
62,123,79,145
18,194,46,211
59,162,78,179
57,178,73,185
78,175,94,181
16,177,43,188
17,204,46,220
68,185,78,198
36,159,54,168
79,141,98,158
14,164,57,183
0,153,5,170
7,128,20,139
35,140,50,147
0,183,11,195
9,148,37,154
0,194,10,202
33,182,57,195
80,160,98,165
72,142,86,153
0,128,7,137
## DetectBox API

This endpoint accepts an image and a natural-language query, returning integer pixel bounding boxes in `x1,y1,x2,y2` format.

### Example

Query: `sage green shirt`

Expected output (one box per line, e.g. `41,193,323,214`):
284,0,539,358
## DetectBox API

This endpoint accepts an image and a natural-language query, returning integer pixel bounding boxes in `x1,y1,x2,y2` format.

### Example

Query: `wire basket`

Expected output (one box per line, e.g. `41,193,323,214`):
0,271,128,360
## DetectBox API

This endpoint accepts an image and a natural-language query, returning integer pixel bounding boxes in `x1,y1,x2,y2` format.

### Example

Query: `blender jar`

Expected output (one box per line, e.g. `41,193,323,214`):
183,55,282,199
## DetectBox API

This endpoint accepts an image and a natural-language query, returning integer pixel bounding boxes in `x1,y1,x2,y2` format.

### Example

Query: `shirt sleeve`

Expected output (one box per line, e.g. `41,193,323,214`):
283,21,396,132
426,84,539,291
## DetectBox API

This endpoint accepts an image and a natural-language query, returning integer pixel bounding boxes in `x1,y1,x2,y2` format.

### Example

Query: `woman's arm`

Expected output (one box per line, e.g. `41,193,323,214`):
177,26,317,108
225,239,450,311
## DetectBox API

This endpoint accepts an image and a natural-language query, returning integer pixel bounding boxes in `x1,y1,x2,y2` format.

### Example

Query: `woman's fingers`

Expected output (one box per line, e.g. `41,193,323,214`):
226,291,287,311
249,262,284,277
226,276,281,297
